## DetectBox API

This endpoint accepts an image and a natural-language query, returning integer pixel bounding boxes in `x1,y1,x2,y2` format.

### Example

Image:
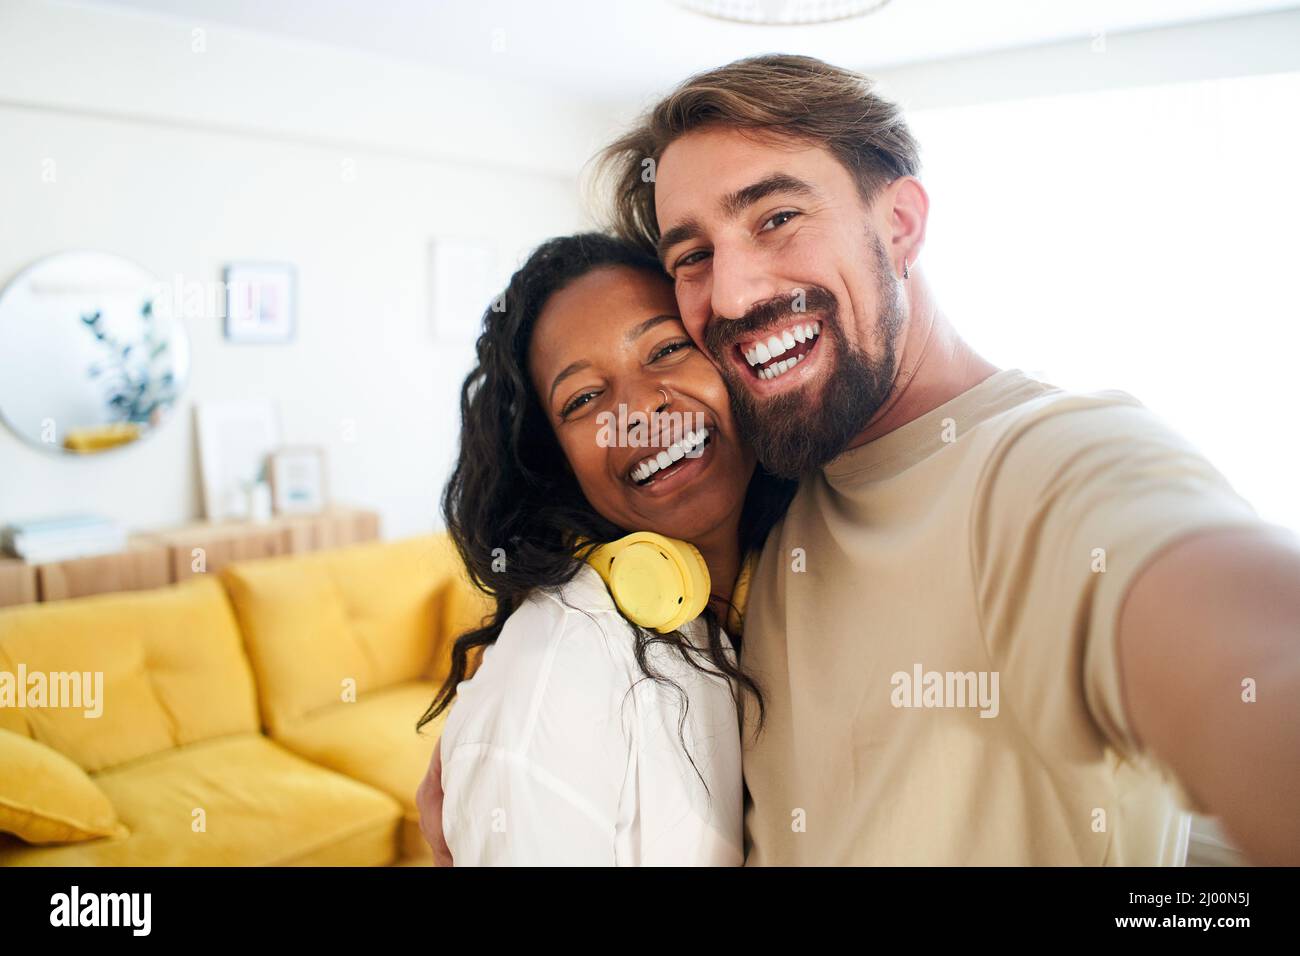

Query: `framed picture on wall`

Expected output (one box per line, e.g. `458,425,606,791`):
224,262,296,344
269,446,329,514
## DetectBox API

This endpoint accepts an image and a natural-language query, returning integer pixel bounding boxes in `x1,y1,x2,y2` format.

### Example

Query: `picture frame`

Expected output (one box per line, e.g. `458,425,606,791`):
223,262,296,344
269,445,329,515
194,400,283,521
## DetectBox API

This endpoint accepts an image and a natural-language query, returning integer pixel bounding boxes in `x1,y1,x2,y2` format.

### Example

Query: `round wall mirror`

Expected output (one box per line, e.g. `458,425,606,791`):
0,251,190,455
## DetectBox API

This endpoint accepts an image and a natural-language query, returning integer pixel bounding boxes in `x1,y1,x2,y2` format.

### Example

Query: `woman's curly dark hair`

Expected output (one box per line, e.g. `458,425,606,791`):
416,232,795,754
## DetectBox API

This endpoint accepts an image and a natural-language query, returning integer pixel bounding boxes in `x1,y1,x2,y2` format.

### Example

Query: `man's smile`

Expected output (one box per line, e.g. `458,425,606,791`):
737,318,822,381
721,313,829,395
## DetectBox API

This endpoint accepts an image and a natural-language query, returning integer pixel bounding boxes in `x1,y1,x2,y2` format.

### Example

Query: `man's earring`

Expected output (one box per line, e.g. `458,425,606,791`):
902,257,910,280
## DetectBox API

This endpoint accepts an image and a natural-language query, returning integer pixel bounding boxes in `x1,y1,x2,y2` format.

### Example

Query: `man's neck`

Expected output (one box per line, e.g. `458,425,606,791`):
849,273,999,449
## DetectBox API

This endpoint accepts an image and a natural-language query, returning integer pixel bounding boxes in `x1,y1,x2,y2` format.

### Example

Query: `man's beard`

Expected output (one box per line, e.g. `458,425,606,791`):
703,234,904,480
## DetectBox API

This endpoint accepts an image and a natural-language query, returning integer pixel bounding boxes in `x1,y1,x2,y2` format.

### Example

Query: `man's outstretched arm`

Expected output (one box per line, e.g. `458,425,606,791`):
1118,524,1300,864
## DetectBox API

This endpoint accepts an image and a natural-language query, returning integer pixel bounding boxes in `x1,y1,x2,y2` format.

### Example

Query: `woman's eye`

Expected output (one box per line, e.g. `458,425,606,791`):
761,210,800,232
651,340,693,362
561,391,599,418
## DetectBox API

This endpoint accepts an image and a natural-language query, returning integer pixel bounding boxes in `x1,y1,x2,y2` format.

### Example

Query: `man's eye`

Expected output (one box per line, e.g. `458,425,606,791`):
561,391,599,418
761,210,800,232
651,340,693,362
674,250,710,272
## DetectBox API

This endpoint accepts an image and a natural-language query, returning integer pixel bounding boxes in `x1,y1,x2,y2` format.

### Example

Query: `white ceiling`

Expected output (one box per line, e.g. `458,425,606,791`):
80,0,1299,106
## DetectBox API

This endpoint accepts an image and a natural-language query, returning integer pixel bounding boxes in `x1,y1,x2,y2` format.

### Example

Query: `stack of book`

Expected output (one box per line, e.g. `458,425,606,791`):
1,514,128,564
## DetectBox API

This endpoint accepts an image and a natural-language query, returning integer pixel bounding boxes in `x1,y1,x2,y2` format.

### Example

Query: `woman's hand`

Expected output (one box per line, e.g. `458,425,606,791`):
416,738,454,866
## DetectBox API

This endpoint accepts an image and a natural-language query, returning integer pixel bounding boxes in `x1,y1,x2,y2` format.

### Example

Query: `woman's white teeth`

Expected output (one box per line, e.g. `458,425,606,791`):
743,321,820,368
629,428,711,484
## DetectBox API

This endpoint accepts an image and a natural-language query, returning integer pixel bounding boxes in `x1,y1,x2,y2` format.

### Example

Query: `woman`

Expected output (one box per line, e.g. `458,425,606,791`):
418,233,793,865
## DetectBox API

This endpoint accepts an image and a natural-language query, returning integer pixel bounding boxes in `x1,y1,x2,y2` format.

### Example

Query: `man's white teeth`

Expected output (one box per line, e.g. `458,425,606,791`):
629,428,710,483
759,352,808,380
743,321,821,367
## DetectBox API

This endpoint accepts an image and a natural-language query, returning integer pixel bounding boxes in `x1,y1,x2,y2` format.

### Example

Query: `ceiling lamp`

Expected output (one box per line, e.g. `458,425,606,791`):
673,0,892,26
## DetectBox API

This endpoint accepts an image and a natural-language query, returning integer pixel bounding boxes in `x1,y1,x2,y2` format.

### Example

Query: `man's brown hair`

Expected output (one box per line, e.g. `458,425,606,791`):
597,54,921,258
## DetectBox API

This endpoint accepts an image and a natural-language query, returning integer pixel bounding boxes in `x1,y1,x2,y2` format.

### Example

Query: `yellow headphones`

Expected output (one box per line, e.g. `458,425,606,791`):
584,532,711,634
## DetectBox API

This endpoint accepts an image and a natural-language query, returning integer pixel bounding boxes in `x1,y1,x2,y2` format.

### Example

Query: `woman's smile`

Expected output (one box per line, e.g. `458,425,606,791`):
622,424,716,497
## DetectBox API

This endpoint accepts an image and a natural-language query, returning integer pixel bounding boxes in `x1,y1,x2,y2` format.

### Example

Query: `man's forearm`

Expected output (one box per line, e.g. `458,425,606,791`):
1118,525,1300,865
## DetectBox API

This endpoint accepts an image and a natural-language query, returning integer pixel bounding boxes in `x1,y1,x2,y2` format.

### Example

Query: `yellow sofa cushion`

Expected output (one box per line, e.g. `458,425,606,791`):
221,534,489,735
0,576,260,774
0,733,402,866
0,729,128,844
273,680,448,861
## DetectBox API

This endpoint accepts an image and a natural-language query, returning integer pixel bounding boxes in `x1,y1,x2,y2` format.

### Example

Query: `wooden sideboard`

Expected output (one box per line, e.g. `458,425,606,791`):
0,506,381,607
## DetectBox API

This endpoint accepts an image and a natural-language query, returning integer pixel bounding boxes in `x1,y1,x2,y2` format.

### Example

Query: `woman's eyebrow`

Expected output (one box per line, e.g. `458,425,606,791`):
624,313,680,344
549,359,590,404
626,312,686,345
548,314,679,403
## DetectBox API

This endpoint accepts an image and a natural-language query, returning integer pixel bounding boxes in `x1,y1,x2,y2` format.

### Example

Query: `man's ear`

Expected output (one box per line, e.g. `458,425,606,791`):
886,175,929,277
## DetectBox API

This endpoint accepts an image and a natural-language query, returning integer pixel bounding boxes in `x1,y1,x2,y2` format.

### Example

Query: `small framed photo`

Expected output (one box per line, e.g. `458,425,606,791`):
224,262,296,344
269,446,329,515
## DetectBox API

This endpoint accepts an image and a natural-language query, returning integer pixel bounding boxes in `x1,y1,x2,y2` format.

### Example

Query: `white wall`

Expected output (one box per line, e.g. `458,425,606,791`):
0,0,608,539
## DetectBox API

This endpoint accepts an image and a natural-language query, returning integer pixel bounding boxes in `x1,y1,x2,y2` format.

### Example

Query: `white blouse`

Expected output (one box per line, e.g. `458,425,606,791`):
439,563,743,866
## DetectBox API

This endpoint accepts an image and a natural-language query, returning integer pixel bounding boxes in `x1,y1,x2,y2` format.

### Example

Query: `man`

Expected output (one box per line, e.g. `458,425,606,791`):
421,54,1300,865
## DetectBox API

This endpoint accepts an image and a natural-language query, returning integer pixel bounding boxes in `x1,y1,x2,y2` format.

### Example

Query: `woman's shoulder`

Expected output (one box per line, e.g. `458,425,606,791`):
441,566,642,754
463,565,638,698
519,563,733,661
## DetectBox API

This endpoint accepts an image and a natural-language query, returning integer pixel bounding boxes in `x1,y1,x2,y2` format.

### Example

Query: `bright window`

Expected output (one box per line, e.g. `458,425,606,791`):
912,71,1300,530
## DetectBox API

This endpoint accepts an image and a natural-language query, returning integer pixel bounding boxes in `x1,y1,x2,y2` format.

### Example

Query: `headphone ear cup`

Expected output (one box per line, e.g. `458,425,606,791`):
587,533,712,634
661,540,710,633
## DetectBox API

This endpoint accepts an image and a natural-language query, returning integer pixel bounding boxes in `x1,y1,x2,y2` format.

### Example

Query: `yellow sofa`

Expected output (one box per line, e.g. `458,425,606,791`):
0,533,489,866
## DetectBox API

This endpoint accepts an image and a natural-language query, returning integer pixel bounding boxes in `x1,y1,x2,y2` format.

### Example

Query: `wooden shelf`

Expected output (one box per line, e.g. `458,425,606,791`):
0,557,37,608
37,536,171,602
1,506,381,606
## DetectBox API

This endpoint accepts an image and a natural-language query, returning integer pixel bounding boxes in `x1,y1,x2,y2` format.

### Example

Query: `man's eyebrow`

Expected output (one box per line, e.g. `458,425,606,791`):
624,313,679,345
657,218,703,265
548,359,590,405
721,173,819,219
657,174,820,263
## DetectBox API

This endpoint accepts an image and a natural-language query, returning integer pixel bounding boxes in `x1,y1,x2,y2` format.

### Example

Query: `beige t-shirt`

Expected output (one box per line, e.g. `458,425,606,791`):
740,369,1260,865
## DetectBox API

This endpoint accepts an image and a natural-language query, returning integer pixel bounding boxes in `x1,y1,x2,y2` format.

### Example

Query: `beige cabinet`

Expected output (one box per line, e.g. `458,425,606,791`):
2,506,381,605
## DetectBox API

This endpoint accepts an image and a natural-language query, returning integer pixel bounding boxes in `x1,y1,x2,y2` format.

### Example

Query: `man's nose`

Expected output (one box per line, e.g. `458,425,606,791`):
709,244,780,322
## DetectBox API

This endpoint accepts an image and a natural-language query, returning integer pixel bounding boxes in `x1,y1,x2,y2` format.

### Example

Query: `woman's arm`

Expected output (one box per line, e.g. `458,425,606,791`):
442,741,619,866
436,587,633,866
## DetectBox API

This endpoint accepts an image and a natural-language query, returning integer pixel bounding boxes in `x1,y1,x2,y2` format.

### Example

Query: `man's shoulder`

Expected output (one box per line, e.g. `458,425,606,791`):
969,380,1207,477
